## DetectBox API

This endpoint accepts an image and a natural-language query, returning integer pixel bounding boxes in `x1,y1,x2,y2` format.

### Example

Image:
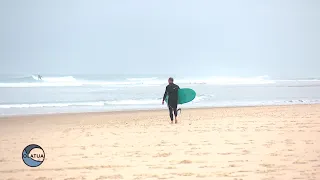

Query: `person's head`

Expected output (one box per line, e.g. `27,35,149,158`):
168,77,174,84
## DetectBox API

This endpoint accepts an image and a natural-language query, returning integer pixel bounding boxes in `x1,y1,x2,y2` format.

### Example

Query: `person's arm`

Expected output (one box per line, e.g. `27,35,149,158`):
162,86,168,103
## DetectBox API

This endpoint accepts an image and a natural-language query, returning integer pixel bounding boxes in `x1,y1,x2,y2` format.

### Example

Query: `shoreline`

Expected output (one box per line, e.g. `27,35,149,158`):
0,103,318,120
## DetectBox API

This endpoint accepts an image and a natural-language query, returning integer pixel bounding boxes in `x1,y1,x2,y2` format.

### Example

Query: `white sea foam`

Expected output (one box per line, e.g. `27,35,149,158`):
0,98,319,110
31,75,77,82
176,75,275,85
0,101,106,108
1,75,320,88
1,75,320,117
0,99,161,109
0,75,279,88
0,95,207,109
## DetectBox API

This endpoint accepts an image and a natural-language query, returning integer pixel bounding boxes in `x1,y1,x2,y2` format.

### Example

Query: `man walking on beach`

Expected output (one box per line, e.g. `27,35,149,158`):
162,77,180,124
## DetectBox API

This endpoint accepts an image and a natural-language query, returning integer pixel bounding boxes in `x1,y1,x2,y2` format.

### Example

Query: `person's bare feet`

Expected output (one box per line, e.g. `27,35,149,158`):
175,118,178,124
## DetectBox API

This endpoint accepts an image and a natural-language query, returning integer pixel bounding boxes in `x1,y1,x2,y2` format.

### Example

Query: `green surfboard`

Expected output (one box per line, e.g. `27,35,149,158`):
165,88,196,104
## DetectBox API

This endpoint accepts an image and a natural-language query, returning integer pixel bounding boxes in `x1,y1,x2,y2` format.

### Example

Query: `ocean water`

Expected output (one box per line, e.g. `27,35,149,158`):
0,74,320,117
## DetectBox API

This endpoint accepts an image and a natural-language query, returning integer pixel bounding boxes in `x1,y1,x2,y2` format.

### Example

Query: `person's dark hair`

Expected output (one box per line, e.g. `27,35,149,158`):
168,77,174,82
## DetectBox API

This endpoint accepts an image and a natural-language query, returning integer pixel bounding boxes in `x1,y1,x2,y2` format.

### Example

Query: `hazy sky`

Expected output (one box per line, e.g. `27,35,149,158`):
1,0,319,78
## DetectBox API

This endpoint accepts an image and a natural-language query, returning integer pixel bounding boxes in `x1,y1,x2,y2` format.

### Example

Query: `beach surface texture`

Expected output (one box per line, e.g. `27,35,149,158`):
0,104,319,180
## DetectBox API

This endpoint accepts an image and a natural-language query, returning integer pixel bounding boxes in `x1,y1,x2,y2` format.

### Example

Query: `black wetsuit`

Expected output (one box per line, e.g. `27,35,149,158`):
162,83,180,121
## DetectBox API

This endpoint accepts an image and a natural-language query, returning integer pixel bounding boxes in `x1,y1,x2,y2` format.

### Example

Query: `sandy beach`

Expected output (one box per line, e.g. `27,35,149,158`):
0,104,319,180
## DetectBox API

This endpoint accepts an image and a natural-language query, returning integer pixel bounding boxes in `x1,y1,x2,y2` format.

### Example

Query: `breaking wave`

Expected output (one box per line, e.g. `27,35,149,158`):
0,95,207,109
2,75,320,88
0,99,159,109
0,75,281,88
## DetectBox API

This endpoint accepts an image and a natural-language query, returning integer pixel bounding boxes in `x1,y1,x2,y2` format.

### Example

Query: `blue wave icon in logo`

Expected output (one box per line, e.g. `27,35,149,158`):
22,144,45,167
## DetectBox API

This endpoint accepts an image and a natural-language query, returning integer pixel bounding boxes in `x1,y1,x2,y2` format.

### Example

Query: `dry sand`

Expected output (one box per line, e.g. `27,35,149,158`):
0,104,319,180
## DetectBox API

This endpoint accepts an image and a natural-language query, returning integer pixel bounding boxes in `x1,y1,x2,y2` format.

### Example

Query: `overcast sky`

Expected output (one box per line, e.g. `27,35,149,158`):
0,0,319,78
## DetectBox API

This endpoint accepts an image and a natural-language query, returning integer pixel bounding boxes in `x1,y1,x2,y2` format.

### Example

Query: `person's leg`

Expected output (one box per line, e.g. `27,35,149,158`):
172,103,178,123
168,106,174,123
173,108,178,117
177,108,181,114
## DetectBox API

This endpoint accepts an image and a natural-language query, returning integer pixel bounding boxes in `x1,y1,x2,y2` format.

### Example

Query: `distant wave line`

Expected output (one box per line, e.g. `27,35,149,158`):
0,75,281,87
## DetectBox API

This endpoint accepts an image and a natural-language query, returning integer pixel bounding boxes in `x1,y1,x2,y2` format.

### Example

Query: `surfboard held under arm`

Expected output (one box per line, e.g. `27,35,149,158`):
165,88,196,104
